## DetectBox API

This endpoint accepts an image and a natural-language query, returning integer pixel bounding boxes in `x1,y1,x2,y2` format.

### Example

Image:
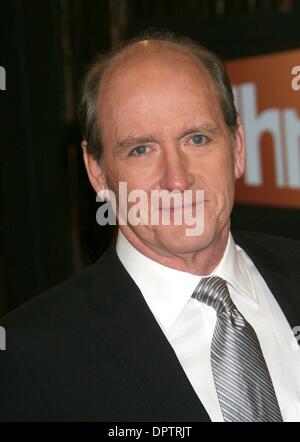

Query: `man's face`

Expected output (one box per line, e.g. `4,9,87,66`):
86,46,245,262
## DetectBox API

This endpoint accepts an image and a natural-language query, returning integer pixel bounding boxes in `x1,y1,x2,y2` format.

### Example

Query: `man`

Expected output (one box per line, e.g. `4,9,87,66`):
0,31,299,422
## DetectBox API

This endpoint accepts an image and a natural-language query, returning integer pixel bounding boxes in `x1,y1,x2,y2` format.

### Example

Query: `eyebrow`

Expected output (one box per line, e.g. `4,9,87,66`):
116,134,158,151
181,124,222,138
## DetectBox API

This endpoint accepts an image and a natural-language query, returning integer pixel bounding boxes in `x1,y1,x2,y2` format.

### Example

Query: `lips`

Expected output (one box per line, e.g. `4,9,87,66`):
158,201,206,211
160,203,194,211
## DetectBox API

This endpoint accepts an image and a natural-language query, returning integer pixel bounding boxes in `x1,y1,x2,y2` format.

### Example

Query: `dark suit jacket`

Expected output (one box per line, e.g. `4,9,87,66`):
0,231,299,421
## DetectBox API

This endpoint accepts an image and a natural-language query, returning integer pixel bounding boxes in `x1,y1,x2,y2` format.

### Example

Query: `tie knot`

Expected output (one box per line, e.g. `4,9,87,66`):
192,276,235,315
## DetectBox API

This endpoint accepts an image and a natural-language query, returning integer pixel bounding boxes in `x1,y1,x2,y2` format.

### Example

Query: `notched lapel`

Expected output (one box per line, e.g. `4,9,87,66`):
233,232,300,335
89,244,210,422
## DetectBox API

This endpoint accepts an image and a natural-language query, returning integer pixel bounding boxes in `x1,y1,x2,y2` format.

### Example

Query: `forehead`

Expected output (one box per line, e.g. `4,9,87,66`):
98,43,223,137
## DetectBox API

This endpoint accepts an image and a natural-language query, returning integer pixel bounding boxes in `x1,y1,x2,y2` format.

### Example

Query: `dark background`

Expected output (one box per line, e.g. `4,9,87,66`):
1,0,300,316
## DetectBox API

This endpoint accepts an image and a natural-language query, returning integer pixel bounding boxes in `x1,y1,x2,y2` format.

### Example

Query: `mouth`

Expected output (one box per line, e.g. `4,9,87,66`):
159,201,207,211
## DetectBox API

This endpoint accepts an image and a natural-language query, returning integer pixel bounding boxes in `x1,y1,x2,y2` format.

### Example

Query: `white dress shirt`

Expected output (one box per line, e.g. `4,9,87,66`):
116,230,300,422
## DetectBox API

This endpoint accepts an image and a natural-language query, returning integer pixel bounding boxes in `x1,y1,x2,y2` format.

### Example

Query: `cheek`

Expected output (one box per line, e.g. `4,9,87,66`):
103,163,153,199
205,154,235,186
200,153,236,206
116,163,159,192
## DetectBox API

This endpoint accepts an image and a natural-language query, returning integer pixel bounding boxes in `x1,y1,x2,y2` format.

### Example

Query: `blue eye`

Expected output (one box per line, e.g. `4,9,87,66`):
191,134,207,145
132,145,149,156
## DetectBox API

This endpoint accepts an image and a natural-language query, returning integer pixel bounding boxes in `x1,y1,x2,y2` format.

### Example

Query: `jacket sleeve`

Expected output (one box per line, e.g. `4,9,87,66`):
0,335,50,421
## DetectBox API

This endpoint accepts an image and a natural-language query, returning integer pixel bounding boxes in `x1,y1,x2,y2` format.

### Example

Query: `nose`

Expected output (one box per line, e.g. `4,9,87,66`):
159,147,195,191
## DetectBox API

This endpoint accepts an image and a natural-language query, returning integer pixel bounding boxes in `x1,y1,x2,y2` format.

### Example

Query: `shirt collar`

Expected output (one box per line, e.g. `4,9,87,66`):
116,230,257,333
213,234,258,306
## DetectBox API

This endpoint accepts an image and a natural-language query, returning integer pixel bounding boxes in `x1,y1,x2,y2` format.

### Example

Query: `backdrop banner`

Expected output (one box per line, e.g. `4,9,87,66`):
226,50,300,208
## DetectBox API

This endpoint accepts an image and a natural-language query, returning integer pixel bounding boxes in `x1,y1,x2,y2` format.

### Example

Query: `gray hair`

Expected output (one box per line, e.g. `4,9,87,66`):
78,30,237,161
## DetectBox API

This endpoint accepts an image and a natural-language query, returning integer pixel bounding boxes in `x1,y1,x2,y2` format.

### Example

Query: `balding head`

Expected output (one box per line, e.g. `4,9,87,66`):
79,31,237,161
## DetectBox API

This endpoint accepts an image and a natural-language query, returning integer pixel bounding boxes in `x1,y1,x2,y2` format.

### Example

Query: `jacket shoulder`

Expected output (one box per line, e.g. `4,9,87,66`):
233,230,300,269
0,251,108,340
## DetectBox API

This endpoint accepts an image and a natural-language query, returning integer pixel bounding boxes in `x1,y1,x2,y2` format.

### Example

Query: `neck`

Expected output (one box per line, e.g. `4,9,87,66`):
119,224,230,276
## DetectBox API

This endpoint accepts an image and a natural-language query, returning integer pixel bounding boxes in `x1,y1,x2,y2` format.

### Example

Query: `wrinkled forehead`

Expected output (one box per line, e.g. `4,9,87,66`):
97,42,219,123
102,39,208,83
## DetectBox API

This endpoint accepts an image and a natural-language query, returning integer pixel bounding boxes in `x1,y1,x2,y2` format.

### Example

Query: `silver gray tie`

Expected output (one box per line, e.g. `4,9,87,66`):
192,276,283,422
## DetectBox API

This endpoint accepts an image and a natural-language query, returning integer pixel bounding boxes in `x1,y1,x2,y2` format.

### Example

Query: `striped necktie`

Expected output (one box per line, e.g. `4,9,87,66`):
192,276,283,422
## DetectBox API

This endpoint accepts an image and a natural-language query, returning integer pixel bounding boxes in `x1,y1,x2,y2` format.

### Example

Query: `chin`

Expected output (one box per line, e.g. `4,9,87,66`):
153,224,215,256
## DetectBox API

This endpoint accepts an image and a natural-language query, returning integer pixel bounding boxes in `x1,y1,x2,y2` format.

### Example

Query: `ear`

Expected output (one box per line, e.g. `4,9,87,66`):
233,116,246,180
81,140,106,193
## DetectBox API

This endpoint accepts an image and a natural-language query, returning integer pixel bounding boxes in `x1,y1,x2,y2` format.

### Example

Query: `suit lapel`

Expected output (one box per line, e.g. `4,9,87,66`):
88,243,210,421
233,232,300,330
